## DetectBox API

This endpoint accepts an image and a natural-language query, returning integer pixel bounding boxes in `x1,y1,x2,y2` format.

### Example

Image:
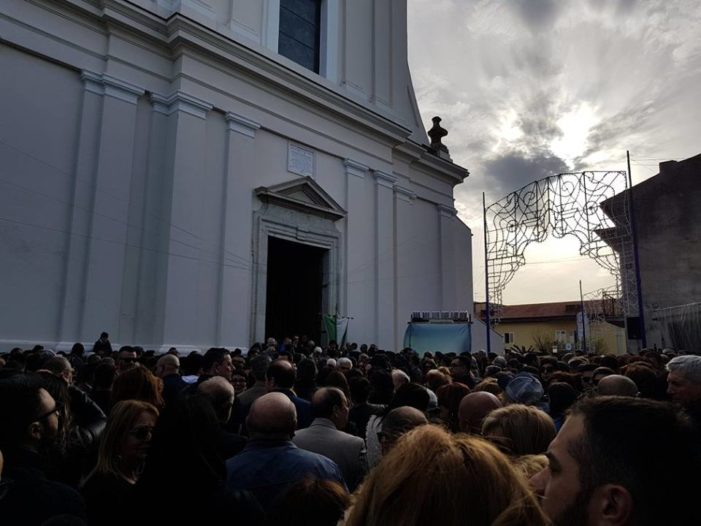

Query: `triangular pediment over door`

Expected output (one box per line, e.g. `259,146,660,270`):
255,177,347,221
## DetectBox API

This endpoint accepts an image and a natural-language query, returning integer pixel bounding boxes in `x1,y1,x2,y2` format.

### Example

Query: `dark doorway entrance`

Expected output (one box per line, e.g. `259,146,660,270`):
265,237,326,343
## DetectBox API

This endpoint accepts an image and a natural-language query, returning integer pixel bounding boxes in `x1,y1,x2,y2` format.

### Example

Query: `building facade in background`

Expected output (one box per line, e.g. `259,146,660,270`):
0,0,472,352
476,301,626,355
602,153,701,351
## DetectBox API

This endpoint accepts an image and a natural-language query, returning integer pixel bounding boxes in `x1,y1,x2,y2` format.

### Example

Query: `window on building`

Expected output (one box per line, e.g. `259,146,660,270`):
504,332,514,345
279,0,322,73
555,330,567,342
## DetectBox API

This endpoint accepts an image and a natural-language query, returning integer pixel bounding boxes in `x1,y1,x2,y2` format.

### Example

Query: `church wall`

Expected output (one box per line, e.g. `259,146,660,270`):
0,0,472,352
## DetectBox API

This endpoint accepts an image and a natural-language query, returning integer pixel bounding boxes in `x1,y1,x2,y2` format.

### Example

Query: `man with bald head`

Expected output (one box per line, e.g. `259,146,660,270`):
596,374,639,397
266,359,311,428
458,391,502,434
225,392,345,510
293,387,367,490
155,353,187,406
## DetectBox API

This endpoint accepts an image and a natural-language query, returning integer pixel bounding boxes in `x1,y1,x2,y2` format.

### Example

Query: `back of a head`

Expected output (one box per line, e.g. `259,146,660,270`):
458,391,502,434
250,354,271,382
266,478,350,526
622,363,660,399
311,387,345,420
349,376,370,405
247,392,297,438
596,374,638,397
44,356,71,376
296,358,318,383
381,406,427,442
436,383,471,415
389,383,430,413
482,404,556,456
267,359,296,389
570,396,701,525
345,425,547,526
198,376,236,423
93,362,116,390
547,382,578,416
140,394,224,492
111,365,164,408
323,370,350,398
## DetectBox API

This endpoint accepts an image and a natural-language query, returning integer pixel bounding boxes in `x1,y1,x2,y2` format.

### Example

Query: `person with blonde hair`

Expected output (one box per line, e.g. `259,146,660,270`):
481,404,556,457
344,425,548,526
81,400,158,525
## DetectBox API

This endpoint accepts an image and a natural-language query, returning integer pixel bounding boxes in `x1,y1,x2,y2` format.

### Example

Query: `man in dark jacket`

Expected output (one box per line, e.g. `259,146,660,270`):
0,375,86,525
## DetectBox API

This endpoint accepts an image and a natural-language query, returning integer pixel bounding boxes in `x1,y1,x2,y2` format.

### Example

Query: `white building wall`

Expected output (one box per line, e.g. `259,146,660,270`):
0,0,472,352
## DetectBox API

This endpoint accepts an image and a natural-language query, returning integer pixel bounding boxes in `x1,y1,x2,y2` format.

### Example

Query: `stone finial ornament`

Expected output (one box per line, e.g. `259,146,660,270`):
428,116,451,159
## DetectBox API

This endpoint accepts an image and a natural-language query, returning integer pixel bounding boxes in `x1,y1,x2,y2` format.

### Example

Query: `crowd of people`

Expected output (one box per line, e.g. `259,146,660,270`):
1,332,701,525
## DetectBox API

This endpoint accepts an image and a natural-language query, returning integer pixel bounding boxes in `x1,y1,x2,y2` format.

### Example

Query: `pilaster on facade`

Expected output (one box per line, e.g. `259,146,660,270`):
80,73,143,336
344,158,369,179
438,203,458,309
374,170,397,348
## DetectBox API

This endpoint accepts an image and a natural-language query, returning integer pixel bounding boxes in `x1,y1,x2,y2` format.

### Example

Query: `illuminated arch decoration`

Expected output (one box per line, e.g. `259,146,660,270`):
485,171,636,322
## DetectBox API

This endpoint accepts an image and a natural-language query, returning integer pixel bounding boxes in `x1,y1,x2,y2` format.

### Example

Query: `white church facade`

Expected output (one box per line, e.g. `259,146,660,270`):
0,0,473,352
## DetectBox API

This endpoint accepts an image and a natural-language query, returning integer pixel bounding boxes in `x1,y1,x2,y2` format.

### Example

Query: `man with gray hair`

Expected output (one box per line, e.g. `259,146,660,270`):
667,355,701,427
225,392,344,510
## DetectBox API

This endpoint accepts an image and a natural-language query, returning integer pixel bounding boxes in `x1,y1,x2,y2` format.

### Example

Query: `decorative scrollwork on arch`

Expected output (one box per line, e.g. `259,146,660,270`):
485,171,632,322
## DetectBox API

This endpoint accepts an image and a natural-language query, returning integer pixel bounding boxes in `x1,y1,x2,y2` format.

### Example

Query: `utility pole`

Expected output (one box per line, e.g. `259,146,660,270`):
579,280,587,353
483,193,491,355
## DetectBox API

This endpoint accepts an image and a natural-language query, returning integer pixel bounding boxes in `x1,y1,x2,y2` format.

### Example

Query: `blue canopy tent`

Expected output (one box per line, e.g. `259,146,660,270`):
403,322,471,356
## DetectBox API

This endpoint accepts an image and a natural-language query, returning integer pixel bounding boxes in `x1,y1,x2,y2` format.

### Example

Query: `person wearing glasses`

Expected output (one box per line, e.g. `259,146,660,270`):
0,375,85,525
81,400,158,526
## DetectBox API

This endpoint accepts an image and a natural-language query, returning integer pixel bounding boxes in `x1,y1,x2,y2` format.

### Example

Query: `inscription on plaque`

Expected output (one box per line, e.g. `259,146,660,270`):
288,144,315,177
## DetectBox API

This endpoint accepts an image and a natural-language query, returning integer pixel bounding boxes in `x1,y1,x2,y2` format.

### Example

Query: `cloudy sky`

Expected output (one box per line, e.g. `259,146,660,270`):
408,0,701,305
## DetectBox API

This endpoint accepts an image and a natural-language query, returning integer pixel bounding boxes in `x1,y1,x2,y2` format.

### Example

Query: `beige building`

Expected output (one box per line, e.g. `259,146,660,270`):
475,301,626,355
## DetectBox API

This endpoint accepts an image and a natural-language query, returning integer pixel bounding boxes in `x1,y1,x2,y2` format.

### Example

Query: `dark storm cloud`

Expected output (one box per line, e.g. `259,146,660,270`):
483,150,570,198
511,0,561,32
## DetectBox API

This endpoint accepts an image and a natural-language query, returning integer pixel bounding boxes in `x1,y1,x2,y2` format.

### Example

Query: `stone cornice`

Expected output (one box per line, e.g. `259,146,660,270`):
150,91,213,118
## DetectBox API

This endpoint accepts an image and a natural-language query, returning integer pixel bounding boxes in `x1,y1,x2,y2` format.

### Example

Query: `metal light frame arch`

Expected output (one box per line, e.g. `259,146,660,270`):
483,171,635,328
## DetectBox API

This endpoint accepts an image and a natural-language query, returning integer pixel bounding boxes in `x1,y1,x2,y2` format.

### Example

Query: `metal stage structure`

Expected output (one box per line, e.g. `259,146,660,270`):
482,169,643,353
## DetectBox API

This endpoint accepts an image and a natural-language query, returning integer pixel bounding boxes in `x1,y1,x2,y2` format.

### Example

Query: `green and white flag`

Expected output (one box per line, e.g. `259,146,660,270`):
324,315,349,345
